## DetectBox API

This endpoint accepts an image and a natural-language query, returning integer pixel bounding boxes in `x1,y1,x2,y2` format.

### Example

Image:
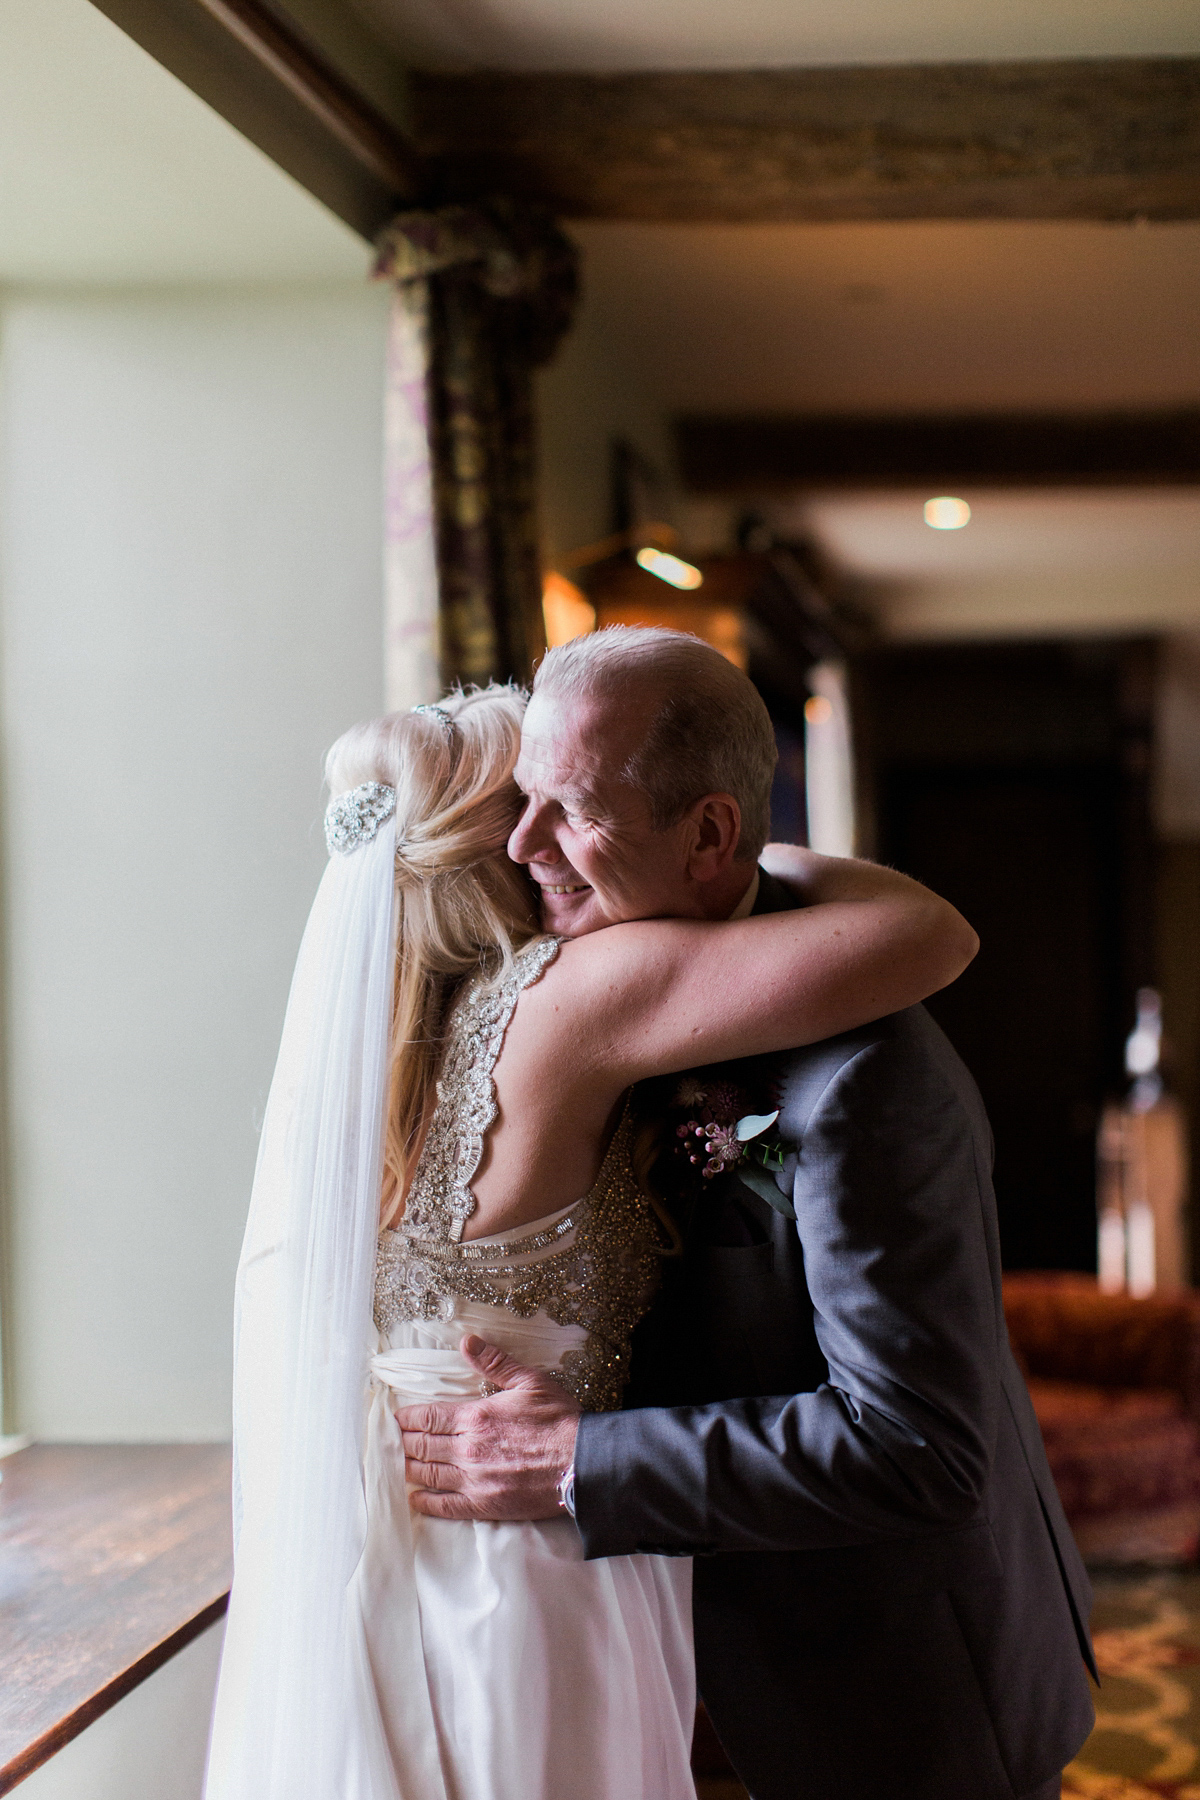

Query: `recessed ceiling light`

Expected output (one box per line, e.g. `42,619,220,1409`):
924,496,971,530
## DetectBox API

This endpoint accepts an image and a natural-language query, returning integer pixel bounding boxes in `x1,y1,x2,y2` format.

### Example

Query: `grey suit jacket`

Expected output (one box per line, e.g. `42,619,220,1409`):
575,872,1095,1800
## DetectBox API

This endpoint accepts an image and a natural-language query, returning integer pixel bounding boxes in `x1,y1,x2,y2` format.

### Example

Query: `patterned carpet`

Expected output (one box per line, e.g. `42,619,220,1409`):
695,1569,1200,1799
1065,1569,1200,1800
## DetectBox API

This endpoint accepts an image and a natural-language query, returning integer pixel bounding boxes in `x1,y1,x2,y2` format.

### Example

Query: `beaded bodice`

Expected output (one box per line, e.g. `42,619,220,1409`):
373,936,664,1412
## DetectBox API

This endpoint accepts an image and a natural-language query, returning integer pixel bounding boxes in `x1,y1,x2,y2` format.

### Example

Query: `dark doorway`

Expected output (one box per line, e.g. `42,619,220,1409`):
856,640,1154,1271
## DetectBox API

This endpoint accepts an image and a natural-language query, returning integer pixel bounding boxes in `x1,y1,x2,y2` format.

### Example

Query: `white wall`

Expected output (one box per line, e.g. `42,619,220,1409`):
0,0,375,286
0,281,389,1438
535,237,679,567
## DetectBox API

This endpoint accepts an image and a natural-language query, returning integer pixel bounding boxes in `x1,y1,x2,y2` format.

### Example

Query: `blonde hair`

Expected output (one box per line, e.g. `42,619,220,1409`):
533,626,778,861
324,685,540,1227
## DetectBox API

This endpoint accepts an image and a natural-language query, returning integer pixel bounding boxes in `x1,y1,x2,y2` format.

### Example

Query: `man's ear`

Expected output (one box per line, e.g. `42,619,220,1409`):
685,793,742,883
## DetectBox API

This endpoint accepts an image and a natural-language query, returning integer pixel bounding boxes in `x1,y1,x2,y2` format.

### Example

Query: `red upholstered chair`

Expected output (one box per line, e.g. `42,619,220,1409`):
1003,1273,1200,1565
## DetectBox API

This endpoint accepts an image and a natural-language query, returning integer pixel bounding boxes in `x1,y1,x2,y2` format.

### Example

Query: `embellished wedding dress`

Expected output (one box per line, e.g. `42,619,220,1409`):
356,935,697,1800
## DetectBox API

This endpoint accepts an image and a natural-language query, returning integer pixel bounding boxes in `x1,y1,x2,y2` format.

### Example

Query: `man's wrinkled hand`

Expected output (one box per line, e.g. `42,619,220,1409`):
396,1335,580,1522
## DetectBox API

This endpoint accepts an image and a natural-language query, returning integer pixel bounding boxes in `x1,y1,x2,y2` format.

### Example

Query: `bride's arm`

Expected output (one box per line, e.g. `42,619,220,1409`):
757,839,909,901
549,848,977,1083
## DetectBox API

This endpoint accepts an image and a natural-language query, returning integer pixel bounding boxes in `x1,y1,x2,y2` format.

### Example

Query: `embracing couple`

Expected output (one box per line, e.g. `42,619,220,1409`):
207,627,1095,1800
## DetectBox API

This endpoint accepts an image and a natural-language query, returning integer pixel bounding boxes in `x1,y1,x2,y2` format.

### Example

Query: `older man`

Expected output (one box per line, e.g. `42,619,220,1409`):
399,627,1095,1800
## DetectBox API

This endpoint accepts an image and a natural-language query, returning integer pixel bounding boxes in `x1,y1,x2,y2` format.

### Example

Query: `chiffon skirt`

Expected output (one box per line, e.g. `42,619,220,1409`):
357,1302,697,1800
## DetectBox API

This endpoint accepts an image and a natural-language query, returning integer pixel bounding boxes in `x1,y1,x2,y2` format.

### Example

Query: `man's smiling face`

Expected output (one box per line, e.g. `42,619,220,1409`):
508,687,700,938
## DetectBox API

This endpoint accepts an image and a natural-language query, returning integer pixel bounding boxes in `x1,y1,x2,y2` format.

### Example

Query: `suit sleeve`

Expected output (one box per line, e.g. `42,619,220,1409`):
573,1031,1003,1557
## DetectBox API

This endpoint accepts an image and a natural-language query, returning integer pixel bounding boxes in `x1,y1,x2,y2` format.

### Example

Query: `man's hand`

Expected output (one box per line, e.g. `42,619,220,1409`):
397,1335,581,1521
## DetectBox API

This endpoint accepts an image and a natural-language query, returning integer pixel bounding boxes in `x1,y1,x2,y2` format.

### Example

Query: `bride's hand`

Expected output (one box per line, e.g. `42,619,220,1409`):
397,1336,581,1522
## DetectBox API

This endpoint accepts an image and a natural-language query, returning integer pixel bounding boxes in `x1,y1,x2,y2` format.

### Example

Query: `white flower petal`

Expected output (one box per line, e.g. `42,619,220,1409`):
736,1110,780,1142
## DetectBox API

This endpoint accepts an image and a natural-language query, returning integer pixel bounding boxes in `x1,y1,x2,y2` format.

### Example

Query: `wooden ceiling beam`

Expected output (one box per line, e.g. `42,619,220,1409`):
676,409,1200,490
74,19,1200,237
89,0,424,240
411,59,1200,223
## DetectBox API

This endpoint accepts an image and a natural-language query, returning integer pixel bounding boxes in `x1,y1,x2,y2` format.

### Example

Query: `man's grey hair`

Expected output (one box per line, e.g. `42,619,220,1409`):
532,626,778,861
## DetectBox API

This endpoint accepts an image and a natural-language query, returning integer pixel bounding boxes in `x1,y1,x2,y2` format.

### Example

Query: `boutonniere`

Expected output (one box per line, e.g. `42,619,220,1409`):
672,1079,795,1220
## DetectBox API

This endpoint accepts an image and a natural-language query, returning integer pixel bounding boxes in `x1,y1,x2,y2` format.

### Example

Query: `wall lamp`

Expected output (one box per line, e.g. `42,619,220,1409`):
635,546,704,590
543,522,706,646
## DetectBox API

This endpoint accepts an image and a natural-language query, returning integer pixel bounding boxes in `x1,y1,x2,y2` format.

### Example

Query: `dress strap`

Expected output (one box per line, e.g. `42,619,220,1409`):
400,936,562,1246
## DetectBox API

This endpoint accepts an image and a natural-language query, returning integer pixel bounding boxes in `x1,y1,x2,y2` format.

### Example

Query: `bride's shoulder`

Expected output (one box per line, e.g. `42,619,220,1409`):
554,917,713,959
504,919,727,1085
526,917,712,1001
508,924,634,1003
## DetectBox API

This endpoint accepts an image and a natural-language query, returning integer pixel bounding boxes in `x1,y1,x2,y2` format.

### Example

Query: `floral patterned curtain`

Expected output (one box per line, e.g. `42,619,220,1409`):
375,202,579,694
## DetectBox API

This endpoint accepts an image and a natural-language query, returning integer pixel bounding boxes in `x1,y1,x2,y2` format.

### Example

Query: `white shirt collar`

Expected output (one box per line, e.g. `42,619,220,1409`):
728,868,761,921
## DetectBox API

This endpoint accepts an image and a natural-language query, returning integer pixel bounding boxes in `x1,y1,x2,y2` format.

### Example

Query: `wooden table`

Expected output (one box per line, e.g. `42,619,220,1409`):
0,1443,233,1793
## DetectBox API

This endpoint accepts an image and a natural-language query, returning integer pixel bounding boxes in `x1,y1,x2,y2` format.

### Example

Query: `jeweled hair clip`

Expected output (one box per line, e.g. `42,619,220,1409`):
325,781,396,856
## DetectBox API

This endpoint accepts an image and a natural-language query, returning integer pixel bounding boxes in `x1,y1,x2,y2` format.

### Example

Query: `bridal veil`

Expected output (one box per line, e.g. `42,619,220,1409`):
205,784,402,1800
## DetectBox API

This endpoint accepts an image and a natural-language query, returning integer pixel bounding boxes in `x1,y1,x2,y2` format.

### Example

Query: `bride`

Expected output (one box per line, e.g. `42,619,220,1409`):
205,681,975,1800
